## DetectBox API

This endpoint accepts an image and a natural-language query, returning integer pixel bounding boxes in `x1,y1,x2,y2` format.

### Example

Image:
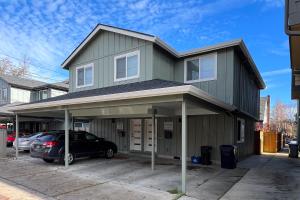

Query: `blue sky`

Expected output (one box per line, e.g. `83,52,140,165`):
0,0,292,105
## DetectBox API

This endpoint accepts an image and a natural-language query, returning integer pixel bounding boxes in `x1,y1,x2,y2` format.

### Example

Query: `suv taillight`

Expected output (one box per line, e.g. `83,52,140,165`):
43,141,58,148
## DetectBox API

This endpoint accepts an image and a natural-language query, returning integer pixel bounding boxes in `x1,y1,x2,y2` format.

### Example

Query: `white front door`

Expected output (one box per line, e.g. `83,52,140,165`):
144,119,157,152
130,119,142,151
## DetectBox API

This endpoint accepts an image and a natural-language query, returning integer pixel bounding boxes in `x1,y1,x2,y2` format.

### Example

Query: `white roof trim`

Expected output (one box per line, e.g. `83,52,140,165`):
9,85,235,113
62,25,156,68
61,24,265,89
178,39,242,57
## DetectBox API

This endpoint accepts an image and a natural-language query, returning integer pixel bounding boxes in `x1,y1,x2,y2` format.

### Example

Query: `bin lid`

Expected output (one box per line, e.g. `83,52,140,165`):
289,141,298,145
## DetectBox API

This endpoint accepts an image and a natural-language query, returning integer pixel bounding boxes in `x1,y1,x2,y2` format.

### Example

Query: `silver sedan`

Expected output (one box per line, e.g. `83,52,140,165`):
13,132,44,152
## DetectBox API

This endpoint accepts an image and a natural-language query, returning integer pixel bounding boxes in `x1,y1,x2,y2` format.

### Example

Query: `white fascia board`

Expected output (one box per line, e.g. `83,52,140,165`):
178,39,242,57
10,85,235,113
98,25,156,42
10,85,190,112
154,37,179,57
62,25,156,68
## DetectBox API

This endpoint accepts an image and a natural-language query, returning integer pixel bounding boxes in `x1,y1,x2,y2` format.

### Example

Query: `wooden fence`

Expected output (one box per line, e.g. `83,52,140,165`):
263,132,282,153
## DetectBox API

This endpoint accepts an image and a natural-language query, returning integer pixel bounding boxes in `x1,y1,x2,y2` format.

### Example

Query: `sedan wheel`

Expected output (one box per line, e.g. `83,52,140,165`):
62,152,75,165
105,148,114,159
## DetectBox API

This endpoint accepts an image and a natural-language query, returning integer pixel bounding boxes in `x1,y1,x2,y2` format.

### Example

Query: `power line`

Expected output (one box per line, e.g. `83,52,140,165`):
0,52,67,82
0,52,66,77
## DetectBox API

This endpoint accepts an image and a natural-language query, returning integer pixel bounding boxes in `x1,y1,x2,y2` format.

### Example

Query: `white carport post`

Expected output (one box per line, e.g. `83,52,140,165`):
181,100,187,193
151,110,156,171
64,109,69,168
15,114,19,159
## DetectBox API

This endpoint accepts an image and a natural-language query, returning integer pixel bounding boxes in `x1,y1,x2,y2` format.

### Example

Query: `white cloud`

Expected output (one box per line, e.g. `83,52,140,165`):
262,68,291,77
0,0,279,83
269,39,289,56
260,0,284,8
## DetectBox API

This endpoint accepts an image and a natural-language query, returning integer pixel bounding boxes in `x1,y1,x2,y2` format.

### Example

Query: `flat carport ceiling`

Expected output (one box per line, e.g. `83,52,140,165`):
70,102,218,119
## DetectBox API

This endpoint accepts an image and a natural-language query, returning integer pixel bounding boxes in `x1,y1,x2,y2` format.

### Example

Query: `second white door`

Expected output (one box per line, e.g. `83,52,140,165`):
144,119,157,152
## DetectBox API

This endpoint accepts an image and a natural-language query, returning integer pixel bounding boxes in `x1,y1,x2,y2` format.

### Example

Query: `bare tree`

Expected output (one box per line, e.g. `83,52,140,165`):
286,103,297,122
270,101,297,135
270,101,287,132
0,56,29,77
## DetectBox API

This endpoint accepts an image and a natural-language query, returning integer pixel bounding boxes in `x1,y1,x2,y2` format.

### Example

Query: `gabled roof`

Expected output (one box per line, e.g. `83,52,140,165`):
61,23,265,89
0,74,46,89
0,75,69,91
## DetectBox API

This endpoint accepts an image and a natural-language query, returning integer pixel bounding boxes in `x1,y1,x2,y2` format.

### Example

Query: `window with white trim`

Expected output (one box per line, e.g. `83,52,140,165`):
237,118,245,143
185,53,217,83
114,50,139,81
76,63,94,88
2,88,7,100
39,90,48,100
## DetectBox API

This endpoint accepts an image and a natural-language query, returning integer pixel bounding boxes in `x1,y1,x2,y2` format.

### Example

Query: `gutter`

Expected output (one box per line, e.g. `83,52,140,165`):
285,0,300,36
9,85,235,113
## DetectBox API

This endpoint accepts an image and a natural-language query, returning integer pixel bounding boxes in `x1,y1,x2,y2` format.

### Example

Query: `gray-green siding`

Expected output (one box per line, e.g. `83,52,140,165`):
174,48,235,105
68,30,154,93
233,52,260,118
152,45,175,81
89,114,239,161
234,116,256,159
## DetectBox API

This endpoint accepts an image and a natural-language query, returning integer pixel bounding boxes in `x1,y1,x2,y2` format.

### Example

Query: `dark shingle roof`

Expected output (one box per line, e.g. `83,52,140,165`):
0,74,46,89
0,75,69,91
52,80,69,89
30,79,185,104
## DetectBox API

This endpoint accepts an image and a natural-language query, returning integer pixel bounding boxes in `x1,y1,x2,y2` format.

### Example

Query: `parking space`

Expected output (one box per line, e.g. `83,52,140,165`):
5,148,300,200
0,148,249,200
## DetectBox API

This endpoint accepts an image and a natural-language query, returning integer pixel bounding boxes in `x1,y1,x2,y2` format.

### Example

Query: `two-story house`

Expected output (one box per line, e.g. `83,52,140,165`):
11,24,265,192
0,75,68,133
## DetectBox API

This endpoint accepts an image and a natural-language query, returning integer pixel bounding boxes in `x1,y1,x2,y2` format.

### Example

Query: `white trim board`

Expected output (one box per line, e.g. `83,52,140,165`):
9,85,236,113
60,24,265,89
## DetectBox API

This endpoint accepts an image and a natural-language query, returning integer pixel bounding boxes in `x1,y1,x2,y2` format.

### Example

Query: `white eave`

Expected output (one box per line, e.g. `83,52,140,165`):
61,24,265,89
9,85,236,113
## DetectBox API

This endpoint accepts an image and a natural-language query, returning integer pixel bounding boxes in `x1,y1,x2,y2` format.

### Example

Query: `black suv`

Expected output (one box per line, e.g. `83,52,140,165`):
30,130,117,164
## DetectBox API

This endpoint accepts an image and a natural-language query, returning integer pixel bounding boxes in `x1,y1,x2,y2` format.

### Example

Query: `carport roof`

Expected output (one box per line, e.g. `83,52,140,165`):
9,79,236,113
29,79,185,104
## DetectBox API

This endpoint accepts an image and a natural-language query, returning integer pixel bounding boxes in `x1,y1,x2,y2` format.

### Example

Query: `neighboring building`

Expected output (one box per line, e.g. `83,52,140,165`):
258,95,270,131
11,24,265,162
0,75,69,133
285,0,300,143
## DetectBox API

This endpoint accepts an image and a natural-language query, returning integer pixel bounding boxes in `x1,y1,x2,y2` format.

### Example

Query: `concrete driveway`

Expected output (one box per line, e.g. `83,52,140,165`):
221,153,300,200
1,149,299,200
1,149,247,200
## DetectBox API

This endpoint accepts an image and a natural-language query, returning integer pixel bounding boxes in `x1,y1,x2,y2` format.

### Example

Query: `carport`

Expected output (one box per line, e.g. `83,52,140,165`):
9,80,235,193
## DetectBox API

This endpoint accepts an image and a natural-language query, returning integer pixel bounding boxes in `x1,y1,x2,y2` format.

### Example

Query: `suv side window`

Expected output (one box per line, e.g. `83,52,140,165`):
86,133,98,141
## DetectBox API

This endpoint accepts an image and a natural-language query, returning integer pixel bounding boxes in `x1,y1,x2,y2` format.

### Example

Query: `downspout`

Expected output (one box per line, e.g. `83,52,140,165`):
297,100,300,145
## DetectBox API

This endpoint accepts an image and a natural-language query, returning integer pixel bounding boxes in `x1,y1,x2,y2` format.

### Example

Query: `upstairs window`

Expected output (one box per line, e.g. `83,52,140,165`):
114,50,139,81
76,63,94,88
2,88,7,100
39,90,48,100
237,118,245,143
0,88,7,101
185,53,217,83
